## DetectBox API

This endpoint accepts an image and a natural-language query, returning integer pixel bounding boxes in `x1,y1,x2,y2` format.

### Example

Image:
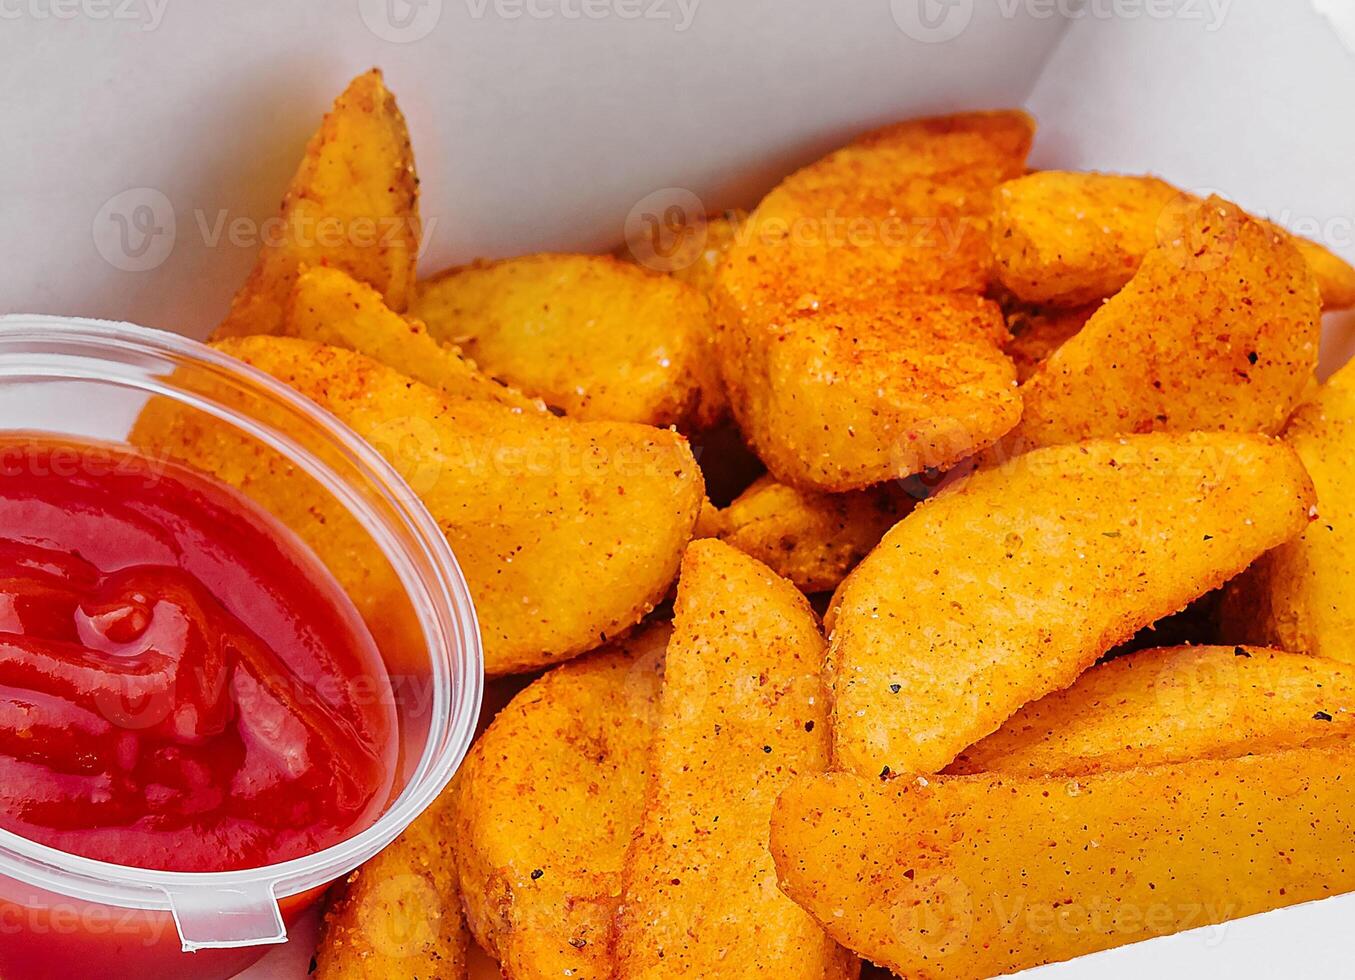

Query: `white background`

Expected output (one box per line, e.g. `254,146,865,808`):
2,1,1353,977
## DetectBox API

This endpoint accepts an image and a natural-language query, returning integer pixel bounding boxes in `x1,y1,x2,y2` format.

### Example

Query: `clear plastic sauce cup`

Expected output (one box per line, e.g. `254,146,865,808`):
0,315,483,980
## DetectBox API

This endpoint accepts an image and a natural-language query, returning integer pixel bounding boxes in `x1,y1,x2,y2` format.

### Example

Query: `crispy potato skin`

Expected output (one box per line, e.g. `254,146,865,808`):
717,475,911,594
1003,303,1098,382
140,337,703,675
451,626,667,980
613,541,857,979
713,111,1032,491
1221,358,1355,662
282,266,539,409
413,254,720,428
215,70,419,339
771,742,1355,979
992,170,1355,310
948,645,1355,775
315,794,467,980
1002,197,1320,453
827,432,1316,777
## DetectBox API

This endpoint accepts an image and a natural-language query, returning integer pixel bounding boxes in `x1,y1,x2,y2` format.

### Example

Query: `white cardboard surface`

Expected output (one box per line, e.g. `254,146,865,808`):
1,2,1352,977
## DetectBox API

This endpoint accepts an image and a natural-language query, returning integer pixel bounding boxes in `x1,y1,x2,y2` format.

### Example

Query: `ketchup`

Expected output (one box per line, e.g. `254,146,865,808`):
0,437,396,872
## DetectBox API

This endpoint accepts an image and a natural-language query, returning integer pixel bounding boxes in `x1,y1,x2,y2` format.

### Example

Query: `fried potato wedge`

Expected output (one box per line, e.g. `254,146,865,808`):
451,624,667,980
744,110,1035,295
215,70,419,339
771,741,1355,979
991,171,1181,307
622,209,749,292
1003,303,1097,382
713,111,1033,491
668,209,747,295
949,645,1355,776
1002,197,1319,453
1221,357,1355,662
991,170,1355,310
138,337,703,675
316,793,467,979
412,254,721,427
283,265,538,409
827,432,1315,777
693,496,727,539
715,290,1018,491
613,540,856,979
717,475,911,594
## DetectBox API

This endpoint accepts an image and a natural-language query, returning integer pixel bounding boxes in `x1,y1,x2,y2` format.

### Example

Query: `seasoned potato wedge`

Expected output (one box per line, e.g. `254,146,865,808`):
451,624,667,980
614,541,856,979
713,111,1033,491
1221,357,1355,662
316,793,466,979
137,337,704,675
717,475,910,594
992,170,1355,310
771,741,1355,979
668,209,747,295
745,110,1036,295
215,70,419,338
622,209,749,292
412,254,721,427
715,290,1018,491
948,645,1355,776
1002,197,1319,453
991,171,1182,307
283,265,538,409
1003,302,1097,382
827,432,1315,777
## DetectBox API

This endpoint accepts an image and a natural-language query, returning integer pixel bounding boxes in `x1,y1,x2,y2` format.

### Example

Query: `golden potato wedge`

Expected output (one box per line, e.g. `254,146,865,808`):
772,741,1355,978
743,110,1036,295
827,432,1315,777
621,209,749,290
948,645,1355,776
451,624,667,980
316,793,466,980
712,111,1033,491
715,290,1018,491
1221,357,1355,662
693,496,726,539
992,170,1355,310
1001,197,1319,454
991,171,1181,307
668,208,747,295
282,265,538,409
412,254,721,427
215,70,419,339
1292,235,1355,310
717,475,911,594
613,540,856,979
137,337,704,675
1003,302,1097,382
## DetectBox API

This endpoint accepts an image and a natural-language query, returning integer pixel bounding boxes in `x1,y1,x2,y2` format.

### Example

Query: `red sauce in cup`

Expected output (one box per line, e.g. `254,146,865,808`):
0,437,396,872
